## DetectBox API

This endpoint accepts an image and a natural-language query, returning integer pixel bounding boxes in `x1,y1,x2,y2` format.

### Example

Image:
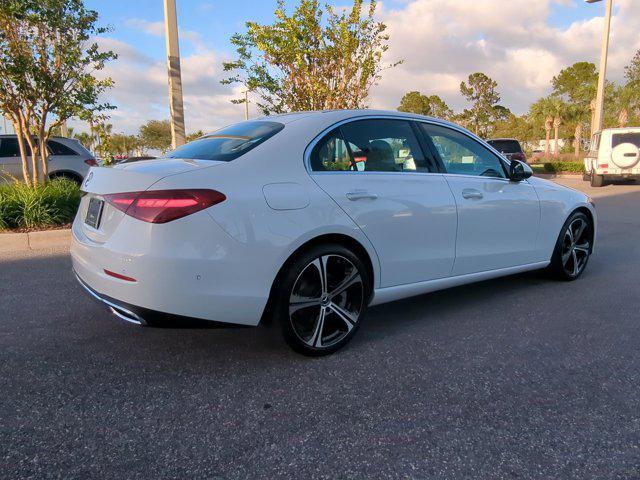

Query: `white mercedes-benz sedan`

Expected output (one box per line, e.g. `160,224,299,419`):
72,110,596,355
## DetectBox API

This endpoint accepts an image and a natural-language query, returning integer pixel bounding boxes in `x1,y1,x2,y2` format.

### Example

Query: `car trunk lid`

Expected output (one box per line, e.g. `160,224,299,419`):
78,158,224,243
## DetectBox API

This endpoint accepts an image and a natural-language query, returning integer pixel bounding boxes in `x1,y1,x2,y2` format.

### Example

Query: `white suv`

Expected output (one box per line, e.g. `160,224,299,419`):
0,135,98,184
584,128,640,187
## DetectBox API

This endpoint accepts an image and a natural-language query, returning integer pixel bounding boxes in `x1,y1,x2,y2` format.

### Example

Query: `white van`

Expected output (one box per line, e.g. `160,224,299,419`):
584,128,640,187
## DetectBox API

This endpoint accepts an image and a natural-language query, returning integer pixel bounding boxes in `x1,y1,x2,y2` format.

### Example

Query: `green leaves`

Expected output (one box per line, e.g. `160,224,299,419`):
222,0,400,115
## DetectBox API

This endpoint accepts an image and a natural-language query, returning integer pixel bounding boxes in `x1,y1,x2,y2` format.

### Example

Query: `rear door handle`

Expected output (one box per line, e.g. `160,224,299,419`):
462,188,483,200
346,191,378,201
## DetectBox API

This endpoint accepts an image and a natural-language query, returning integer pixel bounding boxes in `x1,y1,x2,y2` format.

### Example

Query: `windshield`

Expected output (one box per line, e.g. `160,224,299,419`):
165,121,284,161
488,140,522,153
612,133,640,149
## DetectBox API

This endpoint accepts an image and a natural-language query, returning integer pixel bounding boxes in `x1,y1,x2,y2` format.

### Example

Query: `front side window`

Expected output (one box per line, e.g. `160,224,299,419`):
421,124,506,179
166,121,284,161
310,119,429,173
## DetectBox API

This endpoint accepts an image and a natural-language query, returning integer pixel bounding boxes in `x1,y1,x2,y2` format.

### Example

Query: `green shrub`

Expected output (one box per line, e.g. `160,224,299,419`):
530,161,584,174
0,178,81,231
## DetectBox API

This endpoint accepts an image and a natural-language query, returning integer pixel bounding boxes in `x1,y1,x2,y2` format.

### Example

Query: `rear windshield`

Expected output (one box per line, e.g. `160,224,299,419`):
487,140,522,153
165,121,284,161
612,133,640,149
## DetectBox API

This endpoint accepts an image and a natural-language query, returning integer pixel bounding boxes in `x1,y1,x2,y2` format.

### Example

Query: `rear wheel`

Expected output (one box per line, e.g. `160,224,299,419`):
590,174,605,188
549,211,593,281
273,244,369,356
582,172,591,181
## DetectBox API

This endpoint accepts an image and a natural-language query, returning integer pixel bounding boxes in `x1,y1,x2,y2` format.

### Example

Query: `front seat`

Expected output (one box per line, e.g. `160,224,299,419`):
366,140,396,172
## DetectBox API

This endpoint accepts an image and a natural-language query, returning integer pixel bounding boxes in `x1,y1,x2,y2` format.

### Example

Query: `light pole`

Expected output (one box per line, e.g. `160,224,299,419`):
163,0,186,150
586,0,613,137
244,90,249,121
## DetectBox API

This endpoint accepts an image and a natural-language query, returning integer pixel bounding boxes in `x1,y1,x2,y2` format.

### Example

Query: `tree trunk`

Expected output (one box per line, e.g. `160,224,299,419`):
553,117,561,158
17,113,40,186
618,108,628,128
12,119,31,187
544,128,551,158
574,123,582,159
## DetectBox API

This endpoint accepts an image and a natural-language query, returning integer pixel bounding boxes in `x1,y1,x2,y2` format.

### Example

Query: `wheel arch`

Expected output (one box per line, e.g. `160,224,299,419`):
260,233,377,324
568,205,597,253
48,170,83,184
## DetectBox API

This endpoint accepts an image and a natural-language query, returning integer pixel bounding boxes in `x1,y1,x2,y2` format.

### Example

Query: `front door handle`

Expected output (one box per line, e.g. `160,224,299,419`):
346,191,378,201
462,188,483,200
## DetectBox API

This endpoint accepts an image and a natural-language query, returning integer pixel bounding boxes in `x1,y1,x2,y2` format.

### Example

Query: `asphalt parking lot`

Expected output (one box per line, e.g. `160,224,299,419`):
2,177,640,479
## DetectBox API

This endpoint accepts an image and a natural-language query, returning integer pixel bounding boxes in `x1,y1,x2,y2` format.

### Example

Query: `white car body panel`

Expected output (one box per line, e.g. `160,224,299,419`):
71,110,596,327
311,171,457,286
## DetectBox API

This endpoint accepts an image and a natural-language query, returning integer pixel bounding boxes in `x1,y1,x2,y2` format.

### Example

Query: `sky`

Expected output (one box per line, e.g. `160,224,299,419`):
75,0,640,135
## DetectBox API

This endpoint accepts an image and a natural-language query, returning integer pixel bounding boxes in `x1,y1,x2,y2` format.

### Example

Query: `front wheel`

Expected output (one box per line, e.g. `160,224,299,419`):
548,211,593,281
273,244,370,356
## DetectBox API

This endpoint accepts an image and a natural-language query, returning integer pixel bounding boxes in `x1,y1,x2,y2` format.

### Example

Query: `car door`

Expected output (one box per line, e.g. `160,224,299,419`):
419,123,540,276
309,118,457,287
0,137,23,180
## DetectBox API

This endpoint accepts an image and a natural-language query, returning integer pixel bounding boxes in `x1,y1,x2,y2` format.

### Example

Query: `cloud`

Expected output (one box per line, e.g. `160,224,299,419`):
370,0,640,114
76,37,245,135
125,19,164,37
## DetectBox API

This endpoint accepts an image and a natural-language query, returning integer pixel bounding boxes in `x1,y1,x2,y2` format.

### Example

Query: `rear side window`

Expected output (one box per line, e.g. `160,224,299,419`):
612,133,640,149
487,139,522,154
0,138,20,157
310,119,430,173
48,140,78,156
166,121,284,161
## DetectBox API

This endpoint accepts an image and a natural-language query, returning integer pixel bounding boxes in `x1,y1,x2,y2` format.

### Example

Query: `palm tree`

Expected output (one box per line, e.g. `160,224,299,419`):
530,96,564,159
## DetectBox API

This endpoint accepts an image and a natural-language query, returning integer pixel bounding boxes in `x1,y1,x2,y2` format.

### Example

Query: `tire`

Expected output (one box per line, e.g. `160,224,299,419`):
273,244,370,356
582,172,591,181
49,172,82,185
548,211,593,281
590,174,605,188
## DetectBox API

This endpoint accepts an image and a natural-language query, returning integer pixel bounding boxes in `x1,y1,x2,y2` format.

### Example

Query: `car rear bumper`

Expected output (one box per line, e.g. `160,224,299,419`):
70,209,274,326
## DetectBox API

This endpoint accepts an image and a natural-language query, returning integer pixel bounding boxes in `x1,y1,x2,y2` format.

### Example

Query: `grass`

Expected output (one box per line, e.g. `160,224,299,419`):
0,178,82,231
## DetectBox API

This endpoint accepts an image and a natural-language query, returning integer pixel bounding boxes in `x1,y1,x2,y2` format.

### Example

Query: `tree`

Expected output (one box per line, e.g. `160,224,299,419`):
0,0,115,186
398,91,453,120
530,96,566,158
139,120,172,153
222,0,400,114
74,131,94,151
552,62,597,110
459,72,501,136
398,91,430,115
186,130,205,142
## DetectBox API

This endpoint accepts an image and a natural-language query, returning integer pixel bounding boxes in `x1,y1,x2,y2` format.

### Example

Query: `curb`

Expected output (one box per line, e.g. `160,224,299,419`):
0,228,71,253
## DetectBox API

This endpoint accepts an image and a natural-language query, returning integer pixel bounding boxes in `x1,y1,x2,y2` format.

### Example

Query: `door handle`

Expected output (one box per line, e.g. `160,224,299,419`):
346,191,378,201
462,188,483,200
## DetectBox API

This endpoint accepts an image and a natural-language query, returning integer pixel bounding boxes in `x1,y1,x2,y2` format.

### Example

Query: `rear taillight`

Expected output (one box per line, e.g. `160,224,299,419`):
104,189,226,224
85,159,99,167
599,163,608,168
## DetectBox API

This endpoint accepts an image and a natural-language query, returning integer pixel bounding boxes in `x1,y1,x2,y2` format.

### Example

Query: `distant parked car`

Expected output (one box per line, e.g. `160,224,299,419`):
584,128,640,187
487,138,527,163
0,135,98,184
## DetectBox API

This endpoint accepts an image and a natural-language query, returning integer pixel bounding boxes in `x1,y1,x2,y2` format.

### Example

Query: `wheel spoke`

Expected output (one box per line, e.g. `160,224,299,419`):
562,249,572,264
574,220,587,243
574,243,590,255
307,307,327,347
572,250,579,276
565,227,574,244
328,269,362,298
312,257,328,295
328,302,357,332
289,295,322,315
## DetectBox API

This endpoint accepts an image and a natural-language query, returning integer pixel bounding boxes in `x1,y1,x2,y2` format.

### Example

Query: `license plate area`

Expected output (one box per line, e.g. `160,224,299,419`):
85,197,104,229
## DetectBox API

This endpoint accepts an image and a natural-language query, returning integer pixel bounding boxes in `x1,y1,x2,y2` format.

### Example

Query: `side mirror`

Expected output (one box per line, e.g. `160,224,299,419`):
509,159,533,182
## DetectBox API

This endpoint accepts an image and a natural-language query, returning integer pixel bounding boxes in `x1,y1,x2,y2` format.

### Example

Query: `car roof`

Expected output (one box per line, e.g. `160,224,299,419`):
235,109,463,134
